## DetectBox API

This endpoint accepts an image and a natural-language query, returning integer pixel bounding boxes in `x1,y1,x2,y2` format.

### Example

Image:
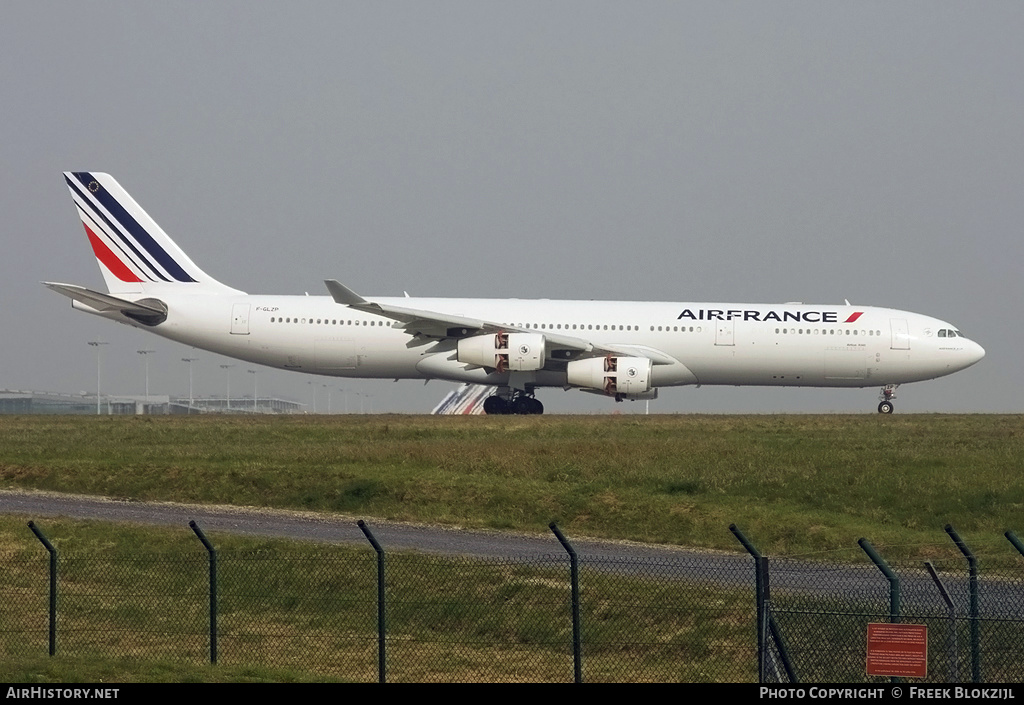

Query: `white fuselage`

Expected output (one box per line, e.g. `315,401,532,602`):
111,292,985,390
52,171,985,411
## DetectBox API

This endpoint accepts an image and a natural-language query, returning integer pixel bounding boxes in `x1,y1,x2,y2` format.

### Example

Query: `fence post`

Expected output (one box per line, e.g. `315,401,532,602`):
1005,530,1024,558
189,520,217,665
730,524,798,684
550,523,582,684
27,521,57,657
925,561,958,683
358,520,386,684
858,538,901,684
730,524,766,681
858,539,901,623
945,524,980,683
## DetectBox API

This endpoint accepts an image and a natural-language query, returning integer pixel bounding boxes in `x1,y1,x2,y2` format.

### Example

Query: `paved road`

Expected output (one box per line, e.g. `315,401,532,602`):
5,489,1016,620
0,488,751,574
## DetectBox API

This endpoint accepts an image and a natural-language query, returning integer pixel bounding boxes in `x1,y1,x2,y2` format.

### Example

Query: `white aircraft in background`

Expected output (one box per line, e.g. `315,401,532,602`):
46,172,984,415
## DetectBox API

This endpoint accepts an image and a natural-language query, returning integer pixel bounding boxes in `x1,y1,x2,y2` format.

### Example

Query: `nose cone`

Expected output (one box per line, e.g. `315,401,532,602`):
966,340,986,367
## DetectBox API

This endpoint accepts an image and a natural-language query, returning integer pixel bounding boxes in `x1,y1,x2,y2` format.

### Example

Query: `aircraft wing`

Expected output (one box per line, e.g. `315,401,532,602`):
324,279,677,365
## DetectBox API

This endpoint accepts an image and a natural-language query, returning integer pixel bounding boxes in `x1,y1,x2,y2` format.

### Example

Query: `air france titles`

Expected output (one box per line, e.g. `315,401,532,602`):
678,309,840,323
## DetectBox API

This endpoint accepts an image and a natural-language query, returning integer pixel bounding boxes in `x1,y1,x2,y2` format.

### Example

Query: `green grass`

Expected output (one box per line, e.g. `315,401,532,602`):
0,517,754,683
3,415,1023,683
1,414,1023,558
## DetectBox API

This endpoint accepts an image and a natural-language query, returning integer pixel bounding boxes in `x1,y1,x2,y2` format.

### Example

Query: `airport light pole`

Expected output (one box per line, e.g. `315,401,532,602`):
181,357,198,412
356,392,372,414
248,369,258,412
220,364,235,412
137,350,155,408
88,341,108,415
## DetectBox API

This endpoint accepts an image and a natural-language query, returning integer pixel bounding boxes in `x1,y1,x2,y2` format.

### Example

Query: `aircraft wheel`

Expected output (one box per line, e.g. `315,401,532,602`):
483,396,510,415
531,398,544,415
512,396,536,415
878,401,894,414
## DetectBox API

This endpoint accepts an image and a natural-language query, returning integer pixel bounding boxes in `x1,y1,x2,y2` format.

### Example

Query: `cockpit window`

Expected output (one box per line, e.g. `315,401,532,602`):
938,329,946,338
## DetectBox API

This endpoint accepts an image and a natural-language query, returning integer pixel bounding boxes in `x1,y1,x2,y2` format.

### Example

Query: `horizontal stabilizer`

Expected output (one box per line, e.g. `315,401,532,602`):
43,282,167,325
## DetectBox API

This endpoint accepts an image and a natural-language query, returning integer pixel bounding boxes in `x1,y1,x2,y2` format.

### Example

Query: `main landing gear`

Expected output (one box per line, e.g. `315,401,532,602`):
483,393,544,415
877,385,898,414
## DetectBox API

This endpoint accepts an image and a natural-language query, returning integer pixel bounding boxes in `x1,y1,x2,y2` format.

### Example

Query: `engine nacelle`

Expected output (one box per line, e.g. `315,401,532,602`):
457,332,546,372
566,356,652,396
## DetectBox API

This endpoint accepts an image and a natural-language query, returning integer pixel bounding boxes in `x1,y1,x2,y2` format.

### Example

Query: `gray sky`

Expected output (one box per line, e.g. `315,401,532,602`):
2,2,1022,413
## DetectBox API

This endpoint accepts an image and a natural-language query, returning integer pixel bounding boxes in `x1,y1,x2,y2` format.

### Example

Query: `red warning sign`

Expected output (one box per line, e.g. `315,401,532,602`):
866,623,928,678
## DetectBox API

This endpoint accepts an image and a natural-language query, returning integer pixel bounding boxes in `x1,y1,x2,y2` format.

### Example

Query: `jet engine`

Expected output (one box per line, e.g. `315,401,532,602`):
457,332,546,372
566,356,652,396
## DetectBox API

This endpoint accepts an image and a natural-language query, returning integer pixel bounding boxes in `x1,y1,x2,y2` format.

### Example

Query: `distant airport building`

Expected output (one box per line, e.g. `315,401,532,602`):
0,390,303,415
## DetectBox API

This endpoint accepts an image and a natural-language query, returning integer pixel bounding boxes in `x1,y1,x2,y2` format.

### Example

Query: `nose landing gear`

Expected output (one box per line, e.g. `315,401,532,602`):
877,385,898,414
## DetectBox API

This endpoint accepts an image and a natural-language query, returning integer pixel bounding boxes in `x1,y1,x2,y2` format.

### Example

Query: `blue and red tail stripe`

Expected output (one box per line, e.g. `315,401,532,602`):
82,221,143,283
65,172,197,283
72,197,162,282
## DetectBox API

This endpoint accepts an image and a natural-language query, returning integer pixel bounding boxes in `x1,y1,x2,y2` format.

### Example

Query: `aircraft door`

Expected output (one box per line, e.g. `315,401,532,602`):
230,303,251,335
890,318,910,350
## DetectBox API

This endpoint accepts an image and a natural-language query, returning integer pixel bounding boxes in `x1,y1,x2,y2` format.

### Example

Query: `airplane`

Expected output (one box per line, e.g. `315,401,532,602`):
46,172,985,415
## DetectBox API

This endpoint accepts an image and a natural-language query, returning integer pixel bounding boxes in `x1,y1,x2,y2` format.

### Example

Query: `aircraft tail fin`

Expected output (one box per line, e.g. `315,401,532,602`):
62,172,242,295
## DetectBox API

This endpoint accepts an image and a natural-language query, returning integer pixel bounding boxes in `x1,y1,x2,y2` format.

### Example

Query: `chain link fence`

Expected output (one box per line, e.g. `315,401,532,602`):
765,554,1024,684
3,522,1024,682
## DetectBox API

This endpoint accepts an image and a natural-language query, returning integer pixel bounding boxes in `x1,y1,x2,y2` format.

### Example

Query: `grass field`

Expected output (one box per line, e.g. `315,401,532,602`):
0,515,755,683
2,414,1023,683
1,414,1022,559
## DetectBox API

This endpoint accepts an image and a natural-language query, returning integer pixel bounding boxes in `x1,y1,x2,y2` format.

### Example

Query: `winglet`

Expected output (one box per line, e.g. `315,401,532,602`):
324,279,367,306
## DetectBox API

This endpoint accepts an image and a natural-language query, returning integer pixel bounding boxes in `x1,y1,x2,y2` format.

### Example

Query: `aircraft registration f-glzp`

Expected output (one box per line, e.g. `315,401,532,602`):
47,172,985,415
